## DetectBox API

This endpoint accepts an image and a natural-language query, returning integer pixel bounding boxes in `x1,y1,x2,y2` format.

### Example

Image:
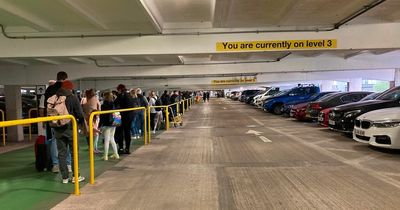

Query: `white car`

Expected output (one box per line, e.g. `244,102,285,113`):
253,88,280,108
353,107,400,149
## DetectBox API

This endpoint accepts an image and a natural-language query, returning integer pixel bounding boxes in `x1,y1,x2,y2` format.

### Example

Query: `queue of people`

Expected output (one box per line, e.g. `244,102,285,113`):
43,71,193,183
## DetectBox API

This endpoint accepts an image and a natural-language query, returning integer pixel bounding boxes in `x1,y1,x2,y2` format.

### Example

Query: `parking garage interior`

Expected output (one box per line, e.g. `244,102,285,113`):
1,0,400,209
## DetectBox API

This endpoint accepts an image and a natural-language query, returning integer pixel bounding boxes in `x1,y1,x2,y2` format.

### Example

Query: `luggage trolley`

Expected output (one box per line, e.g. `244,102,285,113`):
168,106,183,127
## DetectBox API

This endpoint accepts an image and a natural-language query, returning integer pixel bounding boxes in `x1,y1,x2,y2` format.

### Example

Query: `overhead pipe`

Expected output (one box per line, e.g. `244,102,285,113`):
0,0,385,39
88,52,291,68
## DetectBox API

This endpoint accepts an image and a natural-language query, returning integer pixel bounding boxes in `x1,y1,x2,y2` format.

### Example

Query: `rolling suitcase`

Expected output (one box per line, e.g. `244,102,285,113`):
34,135,51,172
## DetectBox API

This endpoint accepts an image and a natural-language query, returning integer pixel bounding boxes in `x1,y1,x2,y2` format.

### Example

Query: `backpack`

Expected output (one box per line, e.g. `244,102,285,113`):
47,95,70,127
112,112,121,127
154,97,162,111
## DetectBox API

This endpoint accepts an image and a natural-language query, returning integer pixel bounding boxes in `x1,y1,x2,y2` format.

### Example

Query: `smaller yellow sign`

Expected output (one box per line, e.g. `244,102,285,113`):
216,39,337,52
211,78,257,85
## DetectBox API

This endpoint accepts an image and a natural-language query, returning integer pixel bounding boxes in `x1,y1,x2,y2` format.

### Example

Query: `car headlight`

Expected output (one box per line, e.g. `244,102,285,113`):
344,110,361,118
373,120,400,128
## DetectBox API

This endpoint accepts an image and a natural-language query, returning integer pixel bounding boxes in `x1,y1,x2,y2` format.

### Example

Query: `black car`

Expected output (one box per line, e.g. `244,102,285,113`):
306,91,372,119
328,86,400,133
239,90,261,102
245,90,264,104
281,91,336,115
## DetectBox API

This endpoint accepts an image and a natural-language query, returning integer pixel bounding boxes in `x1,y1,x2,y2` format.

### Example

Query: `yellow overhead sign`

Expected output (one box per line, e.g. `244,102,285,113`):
211,78,257,85
216,39,337,52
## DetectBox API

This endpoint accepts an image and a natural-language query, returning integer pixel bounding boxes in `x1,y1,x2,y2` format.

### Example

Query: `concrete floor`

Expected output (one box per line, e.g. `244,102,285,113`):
53,99,400,210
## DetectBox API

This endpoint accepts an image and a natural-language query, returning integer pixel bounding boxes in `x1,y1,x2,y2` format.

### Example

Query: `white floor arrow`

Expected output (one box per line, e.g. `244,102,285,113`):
246,130,263,136
259,136,272,143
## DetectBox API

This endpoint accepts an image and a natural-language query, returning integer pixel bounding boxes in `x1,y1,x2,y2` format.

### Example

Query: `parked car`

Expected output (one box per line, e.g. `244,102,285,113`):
245,90,263,104
353,107,400,149
284,91,336,116
0,95,37,119
231,92,241,101
263,85,320,115
318,92,381,127
318,107,333,127
239,90,261,102
328,86,400,133
254,87,280,108
306,91,373,120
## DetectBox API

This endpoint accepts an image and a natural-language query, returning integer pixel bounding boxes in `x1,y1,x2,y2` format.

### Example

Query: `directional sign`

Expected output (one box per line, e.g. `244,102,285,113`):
36,85,46,95
246,130,263,136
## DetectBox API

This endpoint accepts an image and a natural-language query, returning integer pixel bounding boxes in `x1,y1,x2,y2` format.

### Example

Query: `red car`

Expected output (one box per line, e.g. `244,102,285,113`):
290,102,309,121
317,107,332,127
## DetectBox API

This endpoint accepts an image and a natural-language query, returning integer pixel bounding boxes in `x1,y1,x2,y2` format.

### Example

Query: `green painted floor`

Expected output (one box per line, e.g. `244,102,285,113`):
0,136,147,210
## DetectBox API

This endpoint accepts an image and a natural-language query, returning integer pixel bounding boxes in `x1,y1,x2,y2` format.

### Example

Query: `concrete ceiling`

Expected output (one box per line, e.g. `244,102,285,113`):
0,0,399,86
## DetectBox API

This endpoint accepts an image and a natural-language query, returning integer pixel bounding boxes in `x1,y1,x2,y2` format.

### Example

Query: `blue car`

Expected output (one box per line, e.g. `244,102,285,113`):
281,91,337,115
263,85,320,115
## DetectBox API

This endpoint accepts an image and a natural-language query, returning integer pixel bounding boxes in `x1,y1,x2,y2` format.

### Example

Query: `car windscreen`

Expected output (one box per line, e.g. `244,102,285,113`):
360,92,381,101
315,92,343,102
273,90,290,97
376,89,400,101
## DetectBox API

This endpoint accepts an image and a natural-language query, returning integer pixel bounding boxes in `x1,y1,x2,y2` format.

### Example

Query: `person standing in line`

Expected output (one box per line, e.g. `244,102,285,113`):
81,89,101,153
130,89,140,139
206,91,210,102
51,80,85,184
99,92,119,160
114,84,134,154
44,71,71,173
136,88,148,138
148,91,157,133
161,90,170,106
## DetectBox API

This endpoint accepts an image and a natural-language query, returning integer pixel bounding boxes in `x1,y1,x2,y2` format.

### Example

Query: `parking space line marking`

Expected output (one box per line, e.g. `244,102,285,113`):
259,136,272,143
250,116,264,126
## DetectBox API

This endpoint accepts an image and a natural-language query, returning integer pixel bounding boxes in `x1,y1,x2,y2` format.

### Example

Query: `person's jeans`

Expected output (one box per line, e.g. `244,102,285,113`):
137,111,144,136
49,129,71,166
54,126,77,179
131,114,139,136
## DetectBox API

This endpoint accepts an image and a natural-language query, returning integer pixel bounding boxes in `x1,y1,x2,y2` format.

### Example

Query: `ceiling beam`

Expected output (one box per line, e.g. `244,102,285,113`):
138,0,163,33
111,57,125,63
36,58,61,65
344,50,367,59
0,0,54,31
70,57,92,64
59,0,109,30
2,58,29,66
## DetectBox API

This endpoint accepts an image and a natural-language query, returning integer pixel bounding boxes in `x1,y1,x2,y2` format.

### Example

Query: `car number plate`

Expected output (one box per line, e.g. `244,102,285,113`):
328,120,335,125
318,116,324,122
354,129,365,136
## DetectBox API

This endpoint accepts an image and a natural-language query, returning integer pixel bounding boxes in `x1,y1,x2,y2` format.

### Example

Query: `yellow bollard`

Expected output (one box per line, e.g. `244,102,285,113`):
147,107,151,144
166,106,170,130
144,109,147,145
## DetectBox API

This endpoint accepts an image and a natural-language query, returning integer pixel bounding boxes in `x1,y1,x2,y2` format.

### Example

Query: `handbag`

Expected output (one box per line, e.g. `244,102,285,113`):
112,112,122,127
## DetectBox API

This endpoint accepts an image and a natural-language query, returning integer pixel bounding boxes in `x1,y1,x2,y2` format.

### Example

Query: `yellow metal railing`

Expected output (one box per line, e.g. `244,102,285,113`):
88,107,148,185
0,115,81,195
28,108,38,141
148,105,170,130
0,109,5,146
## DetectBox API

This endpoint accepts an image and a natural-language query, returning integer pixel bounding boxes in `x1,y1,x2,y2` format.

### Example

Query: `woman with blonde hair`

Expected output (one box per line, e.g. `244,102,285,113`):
99,91,119,160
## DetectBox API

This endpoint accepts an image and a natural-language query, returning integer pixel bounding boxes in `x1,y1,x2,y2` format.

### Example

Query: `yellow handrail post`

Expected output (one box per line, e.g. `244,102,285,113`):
0,115,80,195
181,101,185,115
176,103,179,114
147,107,151,144
88,107,147,185
71,116,80,196
0,110,5,146
144,109,147,145
88,114,95,185
166,106,169,130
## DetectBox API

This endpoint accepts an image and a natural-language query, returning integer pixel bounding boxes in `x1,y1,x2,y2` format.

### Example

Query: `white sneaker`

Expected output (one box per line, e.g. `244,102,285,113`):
71,176,85,183
152,131,156,134
67,165,72,173
62,178,69,184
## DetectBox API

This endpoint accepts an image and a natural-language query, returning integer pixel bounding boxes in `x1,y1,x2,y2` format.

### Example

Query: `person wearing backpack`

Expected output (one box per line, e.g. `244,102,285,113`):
44,71,71,173
47,80,85,184
99,92,119,160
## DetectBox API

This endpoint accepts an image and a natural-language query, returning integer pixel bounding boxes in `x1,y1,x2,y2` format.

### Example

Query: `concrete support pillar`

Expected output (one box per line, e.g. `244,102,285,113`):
348,78,363,91
394,69,400,87
4,85,24,142
319,80,335,91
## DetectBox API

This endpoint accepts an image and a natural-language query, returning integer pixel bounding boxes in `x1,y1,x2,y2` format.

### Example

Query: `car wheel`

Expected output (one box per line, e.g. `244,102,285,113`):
273,104,283,115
